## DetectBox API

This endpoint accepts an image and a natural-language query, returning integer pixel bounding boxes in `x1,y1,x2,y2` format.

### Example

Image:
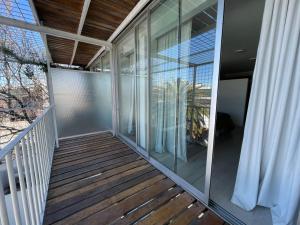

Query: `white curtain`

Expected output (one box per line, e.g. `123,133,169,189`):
153,28,178,155
231,0,300,224
152,21,192,161
127,54,135,135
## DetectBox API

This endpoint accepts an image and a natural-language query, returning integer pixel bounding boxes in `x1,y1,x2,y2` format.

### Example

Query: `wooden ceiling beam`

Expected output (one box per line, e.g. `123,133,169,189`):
70,0,91,65
86,0,151,68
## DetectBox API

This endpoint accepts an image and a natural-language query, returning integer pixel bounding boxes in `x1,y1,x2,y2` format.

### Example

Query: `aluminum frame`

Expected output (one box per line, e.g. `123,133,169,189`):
113,0,224,205
204,0,225,203
114,13,150,157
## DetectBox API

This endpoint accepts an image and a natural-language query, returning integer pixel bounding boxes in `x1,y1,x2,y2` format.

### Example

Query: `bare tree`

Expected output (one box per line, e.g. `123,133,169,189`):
0,24,49,146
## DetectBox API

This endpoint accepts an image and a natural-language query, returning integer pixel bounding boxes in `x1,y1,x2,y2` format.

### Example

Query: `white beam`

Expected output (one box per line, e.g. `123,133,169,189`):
28,0,53,62
0,16,112,48
86,0,151,68
70,0,91,65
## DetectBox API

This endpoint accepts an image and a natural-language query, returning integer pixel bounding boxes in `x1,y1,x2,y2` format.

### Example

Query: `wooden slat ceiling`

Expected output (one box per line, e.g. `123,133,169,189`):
33,0,139,67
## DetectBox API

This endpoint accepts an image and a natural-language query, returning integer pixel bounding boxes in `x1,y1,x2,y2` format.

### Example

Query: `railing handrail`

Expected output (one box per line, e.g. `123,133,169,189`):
0,105,54,159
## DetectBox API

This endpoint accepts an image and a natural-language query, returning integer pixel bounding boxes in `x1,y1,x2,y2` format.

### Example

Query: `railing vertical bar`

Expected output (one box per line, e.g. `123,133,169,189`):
15,144,31,225
21,138,37,225
36,123,47,201
27,133,40,224
40,118,50,191
6,152,22,225
33,126,46,202
42,117,51,182
29,131,42,217
0,176,9,225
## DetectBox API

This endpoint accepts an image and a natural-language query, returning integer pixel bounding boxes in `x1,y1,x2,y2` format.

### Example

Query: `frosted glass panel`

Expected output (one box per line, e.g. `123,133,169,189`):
51,68,112,138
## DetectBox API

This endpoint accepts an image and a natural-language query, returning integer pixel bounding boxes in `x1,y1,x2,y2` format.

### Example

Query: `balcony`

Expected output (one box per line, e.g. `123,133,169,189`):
0,119,225,225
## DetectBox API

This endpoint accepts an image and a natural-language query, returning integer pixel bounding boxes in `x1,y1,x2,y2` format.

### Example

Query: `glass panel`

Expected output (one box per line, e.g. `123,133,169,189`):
117,32,136,141
175,0,217,192
149,0,179,171
149,0,217,192
51,68,112,138
136,20,148,149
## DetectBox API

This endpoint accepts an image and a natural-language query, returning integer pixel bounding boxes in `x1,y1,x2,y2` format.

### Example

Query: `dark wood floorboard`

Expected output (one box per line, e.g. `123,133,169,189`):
43,132,225,225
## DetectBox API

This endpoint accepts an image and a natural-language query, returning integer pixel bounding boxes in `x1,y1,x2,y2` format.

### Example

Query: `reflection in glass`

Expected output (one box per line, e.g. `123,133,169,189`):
136,20,148,149
149,0,217,192
149,0,179,171
117,33,136,141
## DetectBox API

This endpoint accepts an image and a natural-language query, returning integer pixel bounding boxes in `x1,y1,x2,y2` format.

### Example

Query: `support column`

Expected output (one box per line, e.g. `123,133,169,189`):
109,46,118,136
46,53,59,148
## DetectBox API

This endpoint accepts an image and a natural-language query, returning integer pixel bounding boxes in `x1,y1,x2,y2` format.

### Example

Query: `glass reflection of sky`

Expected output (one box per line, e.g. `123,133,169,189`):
156,28,215,66
152,28,216,87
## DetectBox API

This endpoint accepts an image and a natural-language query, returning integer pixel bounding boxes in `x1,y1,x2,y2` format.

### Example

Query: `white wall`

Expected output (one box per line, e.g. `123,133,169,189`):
217,78,248,127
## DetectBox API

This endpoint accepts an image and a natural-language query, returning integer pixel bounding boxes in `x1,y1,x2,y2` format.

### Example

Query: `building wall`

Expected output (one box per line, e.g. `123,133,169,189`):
217,78,248,127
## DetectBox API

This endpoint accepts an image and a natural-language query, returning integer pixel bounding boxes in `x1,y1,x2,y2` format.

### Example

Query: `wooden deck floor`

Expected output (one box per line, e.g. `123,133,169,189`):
43,132,225,225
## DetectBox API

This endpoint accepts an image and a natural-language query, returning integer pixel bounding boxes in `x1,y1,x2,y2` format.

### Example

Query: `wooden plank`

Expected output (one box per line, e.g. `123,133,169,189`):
112,186,184,225
43,134,225,225
136,192,195,225
58,133,113,148
44,169,160,225
52,147,131,170
53,140,123,160
47,164,151,207
77,178,175,225
52,174,166,225
190,211,224,225
49,153,139,184
51,150,134,176
57,135,117,150
45,166,156,215
171,202,206,225
48,159,147,199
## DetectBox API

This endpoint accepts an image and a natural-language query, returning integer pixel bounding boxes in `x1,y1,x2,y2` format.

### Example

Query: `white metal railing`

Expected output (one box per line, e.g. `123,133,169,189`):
0,105,56,225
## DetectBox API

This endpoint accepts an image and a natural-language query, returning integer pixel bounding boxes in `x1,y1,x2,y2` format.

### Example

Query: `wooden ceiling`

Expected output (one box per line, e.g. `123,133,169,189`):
33,0,139,67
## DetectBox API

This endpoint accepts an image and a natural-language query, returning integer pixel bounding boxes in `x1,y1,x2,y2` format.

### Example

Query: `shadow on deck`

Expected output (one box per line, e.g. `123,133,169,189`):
43,132,225,225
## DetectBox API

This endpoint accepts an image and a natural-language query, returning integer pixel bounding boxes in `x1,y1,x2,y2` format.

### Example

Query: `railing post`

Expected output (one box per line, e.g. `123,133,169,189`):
15,144,31,225
6,152,22,225
29,131,42,216
34,125,46,201
110,46,118,136
21,138,38,225
26,133,40,224
0,177,9,225
46,53,59,148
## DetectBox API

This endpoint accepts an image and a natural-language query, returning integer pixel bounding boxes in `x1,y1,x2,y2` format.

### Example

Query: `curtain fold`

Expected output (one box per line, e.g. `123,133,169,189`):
152,20,192,161
231,0,300,224
127,54,135,135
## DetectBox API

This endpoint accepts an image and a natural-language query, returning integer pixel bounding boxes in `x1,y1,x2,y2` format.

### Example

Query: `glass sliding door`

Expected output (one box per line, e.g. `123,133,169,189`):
116,0,223,203
117,22,148,150
149,0,221,198
117,32,136,141
149,0,179,171
175,0,218,193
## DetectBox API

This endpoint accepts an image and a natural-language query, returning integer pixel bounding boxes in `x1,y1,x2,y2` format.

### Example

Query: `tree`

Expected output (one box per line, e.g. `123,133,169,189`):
0,24,49,146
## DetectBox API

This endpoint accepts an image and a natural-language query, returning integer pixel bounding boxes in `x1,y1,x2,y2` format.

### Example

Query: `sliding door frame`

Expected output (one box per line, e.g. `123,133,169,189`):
204,0,224,203
114,0,224,205
115,13,150,158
